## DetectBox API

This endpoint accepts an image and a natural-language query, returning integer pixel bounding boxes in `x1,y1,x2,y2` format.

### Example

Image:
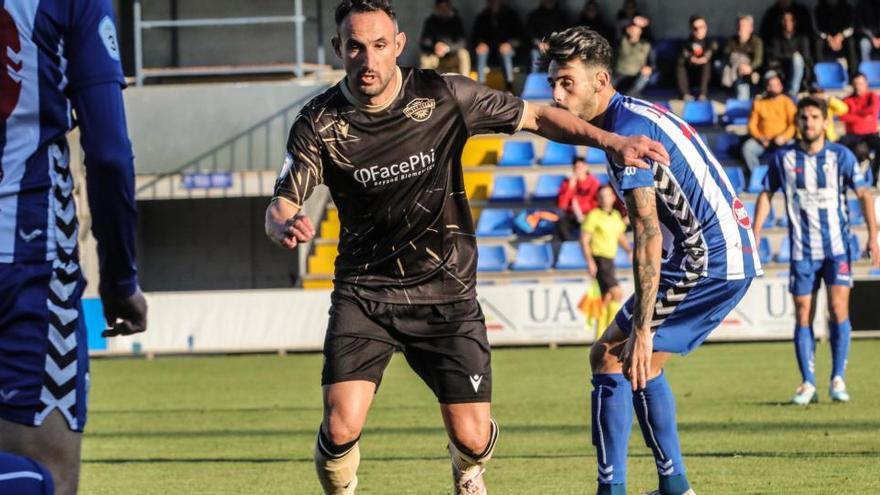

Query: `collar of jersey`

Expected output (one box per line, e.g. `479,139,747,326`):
339,67,403,113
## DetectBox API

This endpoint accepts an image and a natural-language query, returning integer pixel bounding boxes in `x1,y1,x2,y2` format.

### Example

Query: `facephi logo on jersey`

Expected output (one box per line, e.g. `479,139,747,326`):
731,197,752,229
353,149,436,188
98,16,121,61
403,98,435,122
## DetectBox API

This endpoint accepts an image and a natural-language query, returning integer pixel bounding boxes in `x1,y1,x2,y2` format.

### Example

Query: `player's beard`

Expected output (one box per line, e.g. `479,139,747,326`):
355,68,391,97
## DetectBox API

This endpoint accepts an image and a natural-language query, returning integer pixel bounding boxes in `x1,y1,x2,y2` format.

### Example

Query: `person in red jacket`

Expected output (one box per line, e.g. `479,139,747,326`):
557,157,600,240
839,73,880,184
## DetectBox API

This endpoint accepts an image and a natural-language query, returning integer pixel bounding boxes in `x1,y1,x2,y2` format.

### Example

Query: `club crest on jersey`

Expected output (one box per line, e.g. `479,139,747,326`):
403,98,435,122
731,197,751,229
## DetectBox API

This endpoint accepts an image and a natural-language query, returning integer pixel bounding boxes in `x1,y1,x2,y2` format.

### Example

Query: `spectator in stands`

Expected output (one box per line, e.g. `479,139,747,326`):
580,185,631,309
839,73,880,181
577,0,616,44
814,0,857,74
615,0,653,41
722,15,764,100
419,0,471,75
855,0,880,63
766,11,813,98
613,17,654,96
526,0,570,72
742,72,797,171
808,84,850,142
473,0,524,90
557,157,600,241
676,15,716,101
759,0,815,42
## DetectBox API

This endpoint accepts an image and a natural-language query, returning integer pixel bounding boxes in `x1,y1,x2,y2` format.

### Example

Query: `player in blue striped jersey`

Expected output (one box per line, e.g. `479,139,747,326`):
544,27,762,495
754,96,879,405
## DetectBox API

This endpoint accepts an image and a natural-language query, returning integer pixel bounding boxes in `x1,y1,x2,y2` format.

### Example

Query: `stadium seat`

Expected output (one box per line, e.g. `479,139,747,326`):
758,237,773,264
813,62,848,90
497,141,535,166
721,98,752,125
477,245,508,272
614,247,632,268
476,208,514,237
555,240,588,270
521,72,552,100
682,100,715,126
848,198,864,226
461,137,502,166
745,201,775,229
870,268,880,276
724,166,746,194
532,174,566,201
586,147,606,164
511,242,554,271
776,237,791,263
858,60,880,88
593,172,610,185
713,133,741,160
489,175,526,202
748,164,769,193
541,141,577,166
850,233,862,260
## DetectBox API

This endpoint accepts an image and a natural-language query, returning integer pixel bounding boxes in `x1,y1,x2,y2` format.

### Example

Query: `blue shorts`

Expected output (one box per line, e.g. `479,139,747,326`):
0,261,89,432
614,270,753,355
789,254,853,296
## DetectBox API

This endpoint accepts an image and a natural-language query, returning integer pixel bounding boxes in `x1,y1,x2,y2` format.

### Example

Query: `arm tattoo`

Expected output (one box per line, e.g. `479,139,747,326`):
625,187,662,331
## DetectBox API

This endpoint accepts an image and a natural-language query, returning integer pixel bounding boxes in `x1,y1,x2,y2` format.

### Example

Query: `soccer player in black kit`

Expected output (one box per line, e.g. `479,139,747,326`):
265,1,668,493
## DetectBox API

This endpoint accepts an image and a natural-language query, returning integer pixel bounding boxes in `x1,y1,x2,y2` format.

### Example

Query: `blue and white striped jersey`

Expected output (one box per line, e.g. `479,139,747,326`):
602,93,763,280
0,0,124,263
764,143,870,261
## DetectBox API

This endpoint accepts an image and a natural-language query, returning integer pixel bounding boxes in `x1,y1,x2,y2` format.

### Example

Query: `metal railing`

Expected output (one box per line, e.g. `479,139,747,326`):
133,0,307,86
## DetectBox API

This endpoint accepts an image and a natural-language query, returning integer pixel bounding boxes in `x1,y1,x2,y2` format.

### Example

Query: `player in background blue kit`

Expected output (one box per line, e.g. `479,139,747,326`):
0,1,147,493
543,27,762,495
754,96,879,405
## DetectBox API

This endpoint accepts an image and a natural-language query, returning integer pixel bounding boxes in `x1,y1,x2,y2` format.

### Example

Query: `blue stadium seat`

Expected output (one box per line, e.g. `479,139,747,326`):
532,174,566,201
541,141,577,166
759,237,773,264
849,233,862,260
745,201,775,229
511,243,554,271
869,268,880,276
477,245,508,272
682,100,715,126
614,247,632,268
776,237,791,263
724,166,746,194
720,98,752,125
497,141,535,166
521,72,552,100
476,208,514,237
858,61,880,88
593,172,610,185
586,147,606,164
489,175,526,202
848,198,864,226
777,212,788,228
555,240,588,270
814,62,849,90
713,133,741,160
748,164,769,193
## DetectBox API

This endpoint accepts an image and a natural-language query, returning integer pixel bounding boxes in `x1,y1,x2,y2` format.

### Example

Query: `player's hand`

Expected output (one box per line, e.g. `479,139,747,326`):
269,213,315,249
868,237,880,267
587,260,598,278
620,328,653,391
101,289,148,338
608,134,669,170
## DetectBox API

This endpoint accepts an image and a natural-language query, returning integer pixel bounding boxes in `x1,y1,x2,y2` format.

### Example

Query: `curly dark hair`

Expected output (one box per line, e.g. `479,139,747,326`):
542,26,613,72
335,0,396,27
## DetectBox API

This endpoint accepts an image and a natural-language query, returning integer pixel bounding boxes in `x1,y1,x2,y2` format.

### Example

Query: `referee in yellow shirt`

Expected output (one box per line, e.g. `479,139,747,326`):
580,185,632,306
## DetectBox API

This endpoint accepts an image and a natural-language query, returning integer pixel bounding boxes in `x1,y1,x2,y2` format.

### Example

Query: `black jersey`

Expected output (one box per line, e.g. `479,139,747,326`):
274,67,526,304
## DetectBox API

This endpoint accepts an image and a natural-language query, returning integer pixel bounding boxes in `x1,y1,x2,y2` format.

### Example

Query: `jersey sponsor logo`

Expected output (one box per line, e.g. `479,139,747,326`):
731,197,751,229
623,166,637,176
403,98,435,122
469,374,483,393
98,16,121,61
353,148,436,188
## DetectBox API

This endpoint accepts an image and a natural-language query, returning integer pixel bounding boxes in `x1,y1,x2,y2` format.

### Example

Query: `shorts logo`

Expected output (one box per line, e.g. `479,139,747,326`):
0,388,19,402
403,98,435,122
731,197,751,229
838,261,850,275
98,16,121,61
469,374,483,393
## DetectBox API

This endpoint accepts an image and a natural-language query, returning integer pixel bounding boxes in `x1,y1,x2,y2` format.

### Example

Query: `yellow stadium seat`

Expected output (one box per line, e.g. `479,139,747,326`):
308,255,335,275
313,244,338,259
463,172,493,201
302,279,334,290
461,137,502,166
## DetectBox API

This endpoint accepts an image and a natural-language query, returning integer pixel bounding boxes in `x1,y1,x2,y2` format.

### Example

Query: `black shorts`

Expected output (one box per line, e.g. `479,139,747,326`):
322,291,492,403
595,256,619,294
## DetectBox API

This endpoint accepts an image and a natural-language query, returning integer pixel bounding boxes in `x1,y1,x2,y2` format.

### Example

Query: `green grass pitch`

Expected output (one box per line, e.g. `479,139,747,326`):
81,340,880,494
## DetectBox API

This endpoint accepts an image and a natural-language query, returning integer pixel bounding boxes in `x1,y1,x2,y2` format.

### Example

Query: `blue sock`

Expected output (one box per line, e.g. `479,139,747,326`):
829,319,851,381
633,372,690,495
794,325,816,385
0,452,54,494
591,373,632,495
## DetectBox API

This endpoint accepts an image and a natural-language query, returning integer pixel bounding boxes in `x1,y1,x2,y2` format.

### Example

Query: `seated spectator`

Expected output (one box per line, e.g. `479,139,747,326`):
526,0,570,72
759,0,815,42
676,15,716,100
613,18,654,96
577,0,615,44
615,0,653,41
473,0,524,90
556,157,600,241
742,72,797,171
419,0,471,75
808,84,850,142
722,15,764,101
766,11,813,98
839,73,880,181
814,0,857,74
855,0,880,63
